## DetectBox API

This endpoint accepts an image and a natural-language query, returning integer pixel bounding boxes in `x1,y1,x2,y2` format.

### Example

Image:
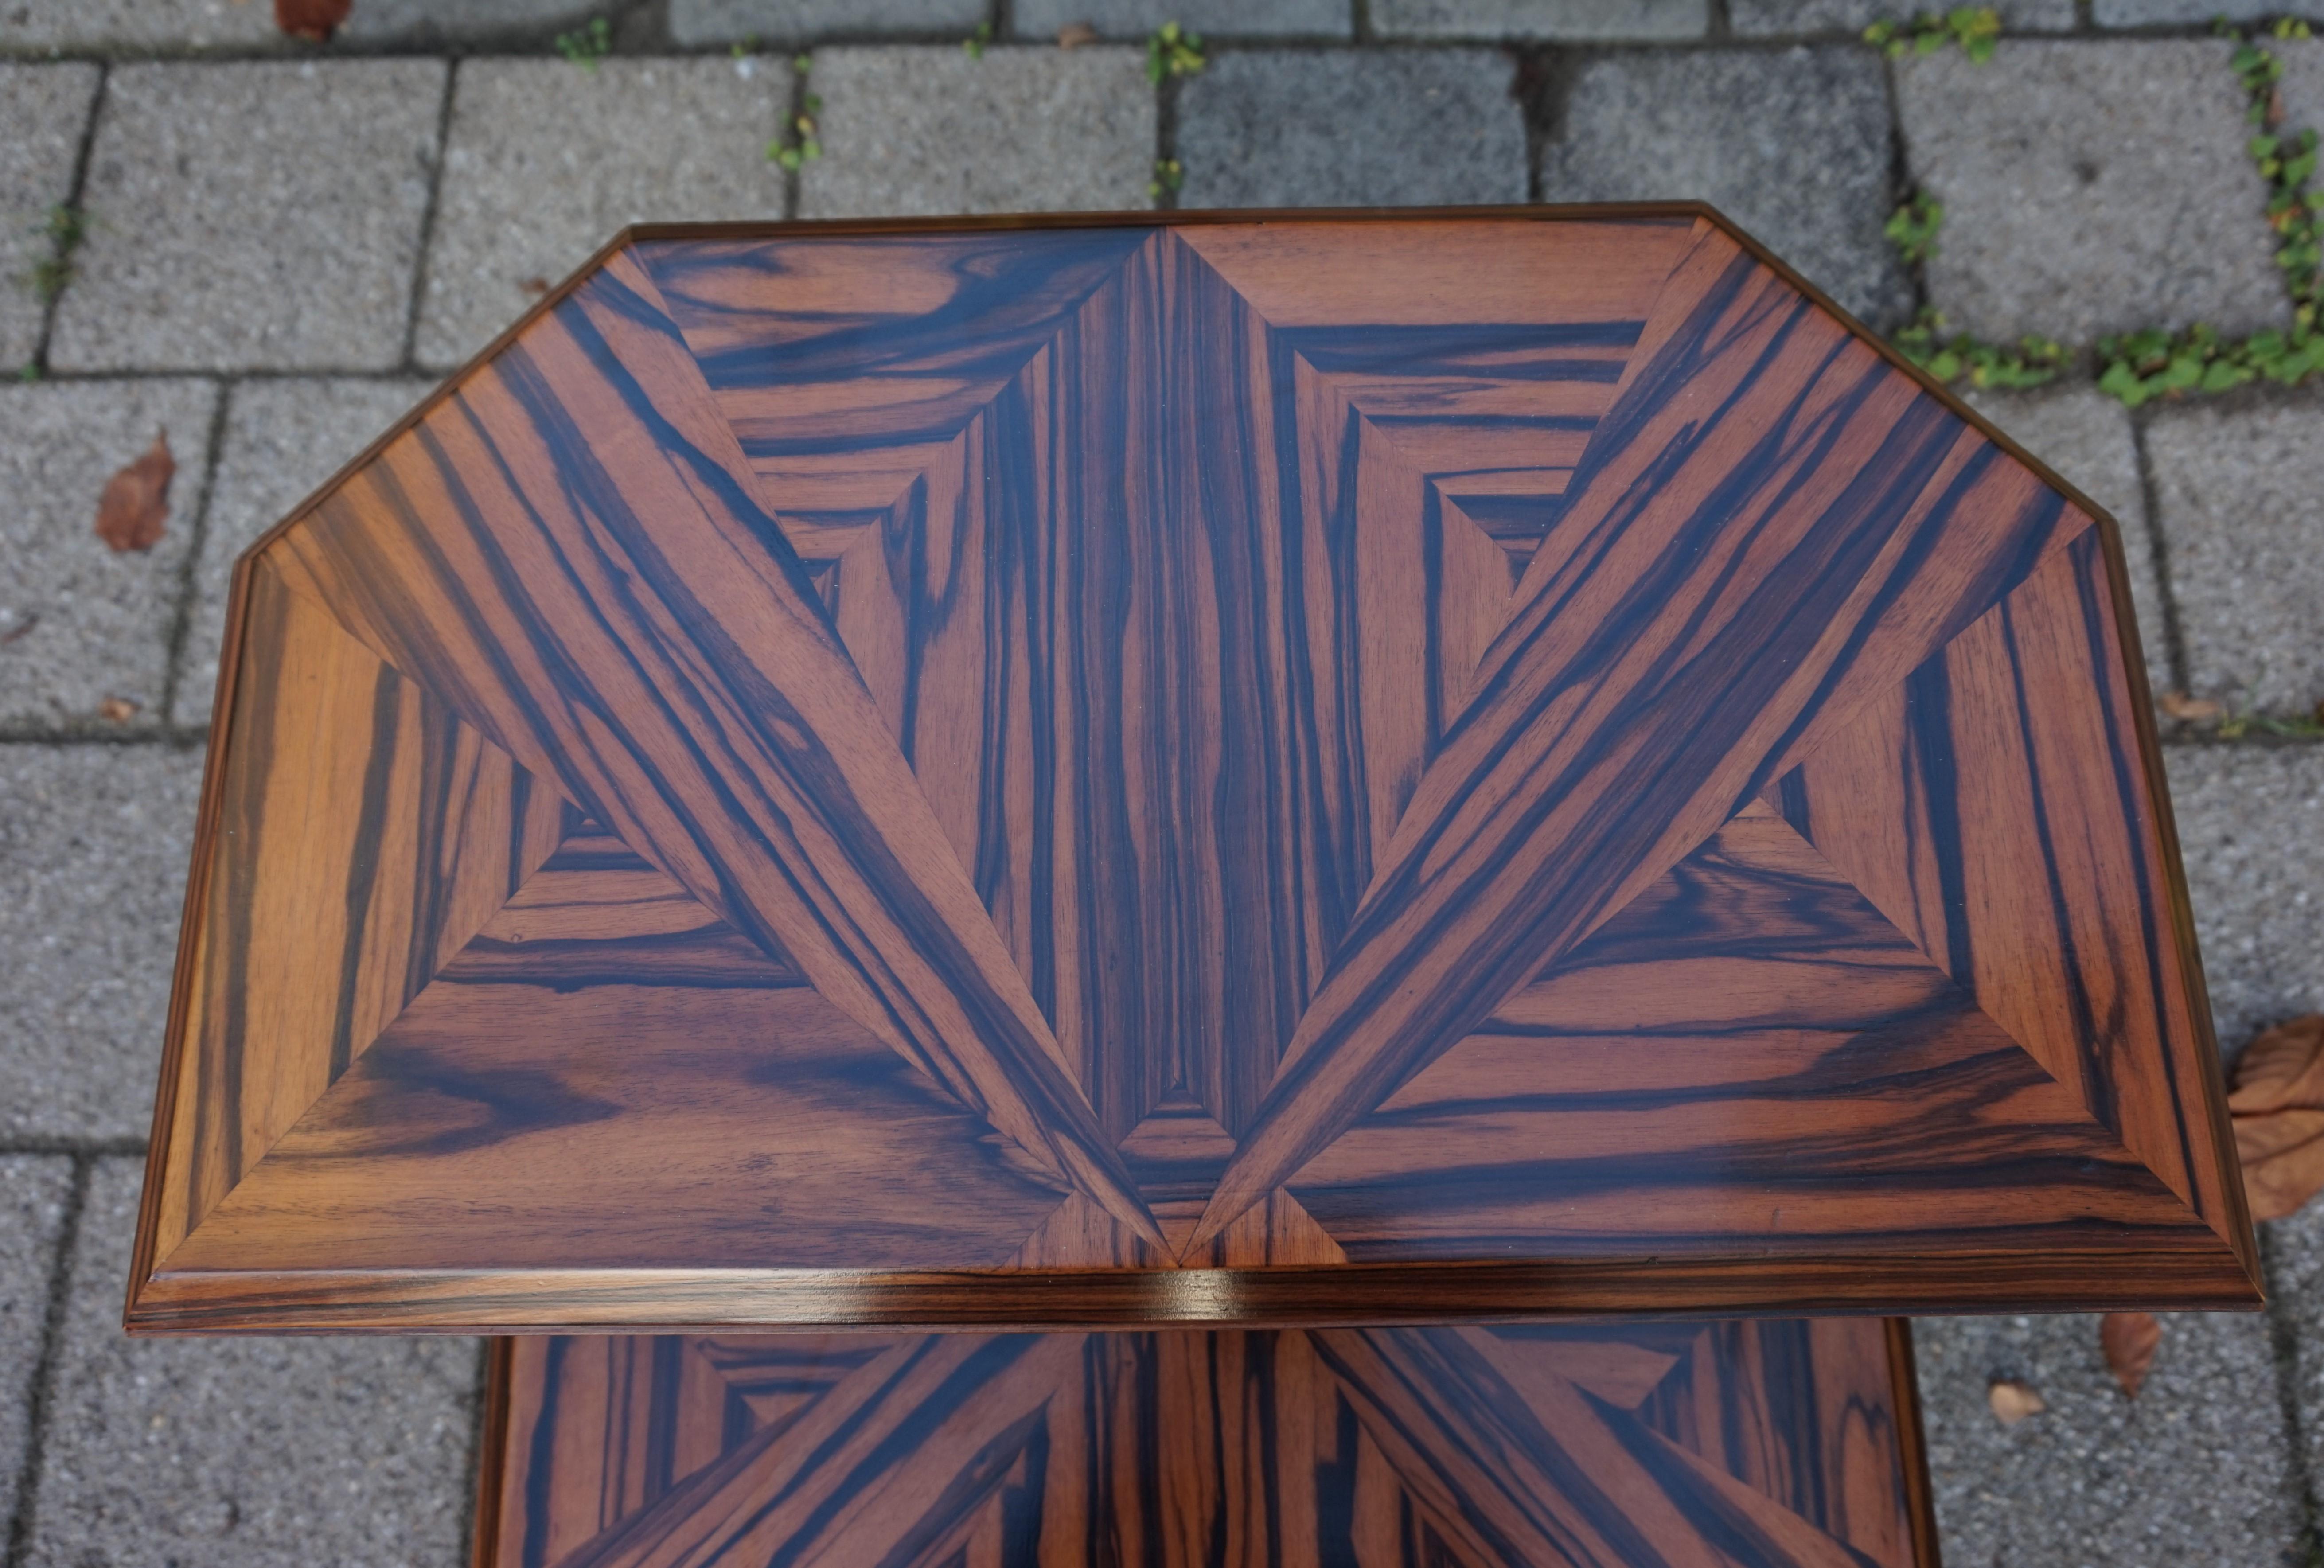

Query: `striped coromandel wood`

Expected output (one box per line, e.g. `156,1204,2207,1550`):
130,207,2259,1332
476,1319,1937,1568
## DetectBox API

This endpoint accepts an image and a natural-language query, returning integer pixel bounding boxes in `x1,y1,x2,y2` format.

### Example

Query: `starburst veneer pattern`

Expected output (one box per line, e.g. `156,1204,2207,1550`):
476,1320,1936,1568
131,209,2258,1332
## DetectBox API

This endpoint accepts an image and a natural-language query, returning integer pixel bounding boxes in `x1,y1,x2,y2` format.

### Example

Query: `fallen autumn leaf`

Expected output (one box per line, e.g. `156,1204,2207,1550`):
2230,1015,2324,1221
275,0,351,42
97,696,139,723
1988,1378,2045,1424
93,431,173,553
2101,1311,2160,1397
1057,21,1100,47
2158,690,2223,722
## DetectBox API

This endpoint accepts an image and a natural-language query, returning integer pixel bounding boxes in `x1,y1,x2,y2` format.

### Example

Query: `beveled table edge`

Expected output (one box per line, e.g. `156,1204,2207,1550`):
128,202,2258,1336
125,1247,2260,1336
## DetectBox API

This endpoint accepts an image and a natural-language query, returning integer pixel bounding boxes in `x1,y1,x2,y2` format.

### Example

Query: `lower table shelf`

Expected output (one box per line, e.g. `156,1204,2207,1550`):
474,1319,1936,1567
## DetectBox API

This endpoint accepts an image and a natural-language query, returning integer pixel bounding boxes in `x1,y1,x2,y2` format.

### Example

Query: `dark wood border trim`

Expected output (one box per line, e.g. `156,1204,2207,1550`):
1886,1318,1946,1568
469,1338,516,1568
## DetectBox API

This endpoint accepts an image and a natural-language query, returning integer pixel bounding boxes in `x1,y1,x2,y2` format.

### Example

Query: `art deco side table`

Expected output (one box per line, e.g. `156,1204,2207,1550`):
129,207,2258,1334
475,1319,1938,1567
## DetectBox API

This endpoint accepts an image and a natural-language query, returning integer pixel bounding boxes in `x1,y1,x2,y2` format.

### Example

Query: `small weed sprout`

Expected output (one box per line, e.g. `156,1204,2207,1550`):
1146,22,1205,85
555,17,611,71
1863,8,2001,63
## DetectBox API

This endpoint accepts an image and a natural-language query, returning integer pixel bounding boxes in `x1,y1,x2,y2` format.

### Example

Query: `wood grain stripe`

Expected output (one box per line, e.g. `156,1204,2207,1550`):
260,247,1158,1245
1198,237,2074,1246
153,557,564,1264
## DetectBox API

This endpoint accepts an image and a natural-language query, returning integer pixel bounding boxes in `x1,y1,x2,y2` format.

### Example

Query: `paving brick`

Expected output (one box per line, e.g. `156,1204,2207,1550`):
1369,0,1706,39
339,0,604,43
1010,0,1351,39
1539,46,1910,331
2145,400,2324,717
2263,1202,2324,1510
671,0,987,43
174,378,429,727
0,746,204,1143
0,0,281,52
0,64,98,374
2096,0,2324,23
801,47,1154,218
0,378,217,729
1911,1311,2307,1568
1966,386,2171,699
50,62,444,374
1176,49,1524,209
2164,744,2324,1054
1728,0,2073,31
417,57,785,371
0,1158,72,1556
2280,39,2324,153
26,1158,479,1568
1896,42,2288,346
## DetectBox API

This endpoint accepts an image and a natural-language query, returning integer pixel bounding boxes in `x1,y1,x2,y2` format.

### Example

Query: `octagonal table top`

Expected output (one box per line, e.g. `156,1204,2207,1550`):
129,207,2258,1333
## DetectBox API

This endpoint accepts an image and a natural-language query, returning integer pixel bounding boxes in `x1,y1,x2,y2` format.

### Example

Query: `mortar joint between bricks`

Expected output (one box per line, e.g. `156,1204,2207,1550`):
2257,1225,2324,1565
398,55,461,376
156,382,234,728
1,1155,93,1568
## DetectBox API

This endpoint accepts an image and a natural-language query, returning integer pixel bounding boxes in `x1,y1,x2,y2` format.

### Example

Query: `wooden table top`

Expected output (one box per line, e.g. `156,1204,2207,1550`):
476,1319,1936,1568
130,207,2258,1333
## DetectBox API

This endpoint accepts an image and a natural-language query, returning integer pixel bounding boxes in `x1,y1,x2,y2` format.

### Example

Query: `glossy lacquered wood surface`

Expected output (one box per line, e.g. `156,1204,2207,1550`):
475,1319,1937,1568
131,207,2257,1332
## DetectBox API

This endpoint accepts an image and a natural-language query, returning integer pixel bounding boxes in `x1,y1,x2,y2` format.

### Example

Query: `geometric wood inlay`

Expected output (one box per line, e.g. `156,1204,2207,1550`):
132,208,2258,1333
474,1318,1940,1567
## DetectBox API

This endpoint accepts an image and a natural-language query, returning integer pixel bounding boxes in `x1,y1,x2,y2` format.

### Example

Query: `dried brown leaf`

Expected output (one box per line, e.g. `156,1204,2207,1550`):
275,0,351,42
96,695,139,723
518,276,553,298
2101,1311,2160,1398
2230,1015,2324,1220
93,431,174,553
1988,1378,2045,1424
1057,21,1100,46
2158,690,2223,721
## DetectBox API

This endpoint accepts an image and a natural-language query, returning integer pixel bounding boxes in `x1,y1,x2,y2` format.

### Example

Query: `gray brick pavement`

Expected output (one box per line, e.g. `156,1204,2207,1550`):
1728,0,2074,31
1011,0,1351,39
1896,42,2288,347
0,1157,72,1553
1369,0,1707,39
2096,0,2324,23
2269,1205,2324,1516
1539,44,1911,330
175,378,430,726
2166,744,2324,1056
0,378,218,728
51,61,445,373
1177,49,1525,208
0,62,97,374
800,47,1154,218
1912,1309,2309,1568
2145,400,2324,718
670,0,987,46
24,1159,480,1568
418,56,786,371
0,745,204,1142
0,0,281,53
339,0,603,44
